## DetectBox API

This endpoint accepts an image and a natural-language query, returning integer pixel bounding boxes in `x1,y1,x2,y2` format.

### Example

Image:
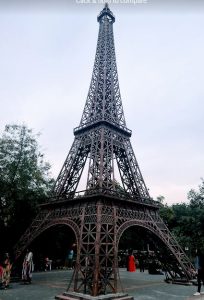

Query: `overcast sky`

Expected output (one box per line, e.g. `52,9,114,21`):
0,0,203,204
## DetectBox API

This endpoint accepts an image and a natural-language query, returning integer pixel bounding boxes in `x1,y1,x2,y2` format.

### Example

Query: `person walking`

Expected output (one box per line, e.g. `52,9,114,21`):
22,249,34,284
194,249,204,296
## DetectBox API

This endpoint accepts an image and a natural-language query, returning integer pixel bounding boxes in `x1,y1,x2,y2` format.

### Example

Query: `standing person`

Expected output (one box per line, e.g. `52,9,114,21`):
138,253,145,272
127,249,136,272
22,249,34,284
44,257,51,271
2,253,12,289
194,249,204,296
67,249,74,269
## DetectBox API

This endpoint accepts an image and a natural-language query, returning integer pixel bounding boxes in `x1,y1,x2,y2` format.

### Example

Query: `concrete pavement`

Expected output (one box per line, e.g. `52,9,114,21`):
0,269,202,300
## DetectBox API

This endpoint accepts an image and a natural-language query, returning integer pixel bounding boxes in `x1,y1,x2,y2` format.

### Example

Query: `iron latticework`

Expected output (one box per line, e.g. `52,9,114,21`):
53,4,149,200
14,4,195,298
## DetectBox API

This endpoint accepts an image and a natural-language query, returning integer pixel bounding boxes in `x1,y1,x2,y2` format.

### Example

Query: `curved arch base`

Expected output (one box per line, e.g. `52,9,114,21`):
14,196,195,297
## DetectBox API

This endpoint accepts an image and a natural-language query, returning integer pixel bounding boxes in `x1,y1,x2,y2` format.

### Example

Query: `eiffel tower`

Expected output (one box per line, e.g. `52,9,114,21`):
14,4,195,298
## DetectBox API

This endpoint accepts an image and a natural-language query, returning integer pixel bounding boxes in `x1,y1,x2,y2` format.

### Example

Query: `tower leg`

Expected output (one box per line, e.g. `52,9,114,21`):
56,201,134,300
69,200,123,295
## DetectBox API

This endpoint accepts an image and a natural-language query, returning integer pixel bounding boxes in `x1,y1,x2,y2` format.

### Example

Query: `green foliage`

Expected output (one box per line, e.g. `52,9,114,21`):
0,124,54,251
159,204,175,228
156,195,165,204
188,178,204,208
158,179,204,256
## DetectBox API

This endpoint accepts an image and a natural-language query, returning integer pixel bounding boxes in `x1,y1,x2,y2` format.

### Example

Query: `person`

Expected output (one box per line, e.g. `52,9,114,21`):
194,249,204,296
138,253,145,272
127,249,136,272
22,249,34,284
67,249,74,269
44,257,52,271
2,253,12,289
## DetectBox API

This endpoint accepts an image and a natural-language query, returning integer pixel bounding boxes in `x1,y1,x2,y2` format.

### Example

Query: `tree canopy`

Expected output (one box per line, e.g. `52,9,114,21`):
0,124,54,252
159,179,204,256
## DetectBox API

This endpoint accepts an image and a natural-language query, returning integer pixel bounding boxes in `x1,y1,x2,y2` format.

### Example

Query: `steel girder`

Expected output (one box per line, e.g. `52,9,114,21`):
53,127,150,201
79,5,126,130
70,201,119,295
53,5,150,201
14,198,195,296
116,206,195,280
14,206,82,260
54,136,90,196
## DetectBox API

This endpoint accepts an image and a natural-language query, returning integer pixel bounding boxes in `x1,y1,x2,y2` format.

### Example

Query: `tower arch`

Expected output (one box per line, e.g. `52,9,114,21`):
116,211,194,280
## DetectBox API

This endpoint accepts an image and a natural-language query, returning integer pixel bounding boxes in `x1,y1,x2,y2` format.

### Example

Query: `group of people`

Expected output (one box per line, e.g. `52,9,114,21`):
0,248,74,288
126,248,204,297
0,249,34,289
1,246,204,297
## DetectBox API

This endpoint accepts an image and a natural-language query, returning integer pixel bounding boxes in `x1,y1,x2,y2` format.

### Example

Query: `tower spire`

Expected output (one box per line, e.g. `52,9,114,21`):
78,1,126,133
97,3,115,23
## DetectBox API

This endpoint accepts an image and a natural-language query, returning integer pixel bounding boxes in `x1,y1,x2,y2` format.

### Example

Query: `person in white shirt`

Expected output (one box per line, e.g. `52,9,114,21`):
22,249,34,284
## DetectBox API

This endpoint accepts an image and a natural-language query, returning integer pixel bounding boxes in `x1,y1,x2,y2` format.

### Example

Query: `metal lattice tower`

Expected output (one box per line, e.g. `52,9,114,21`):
14,4,195,299
53,3,149,200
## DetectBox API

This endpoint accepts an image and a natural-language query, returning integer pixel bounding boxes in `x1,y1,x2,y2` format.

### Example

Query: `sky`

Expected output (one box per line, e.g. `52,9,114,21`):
0,0,203,204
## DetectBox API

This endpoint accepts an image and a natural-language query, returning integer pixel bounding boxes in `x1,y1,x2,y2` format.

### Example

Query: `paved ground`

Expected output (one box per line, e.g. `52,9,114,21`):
0,269,202,300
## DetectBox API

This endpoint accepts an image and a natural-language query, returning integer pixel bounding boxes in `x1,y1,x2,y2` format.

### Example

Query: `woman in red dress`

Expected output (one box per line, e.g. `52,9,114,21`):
127,249,136,272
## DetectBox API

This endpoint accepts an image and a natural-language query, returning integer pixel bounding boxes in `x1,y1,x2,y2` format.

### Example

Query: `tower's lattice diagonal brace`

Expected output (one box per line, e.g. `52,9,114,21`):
54,126,150,201
115,139,150,199
54,137,90,196
53,4,150,200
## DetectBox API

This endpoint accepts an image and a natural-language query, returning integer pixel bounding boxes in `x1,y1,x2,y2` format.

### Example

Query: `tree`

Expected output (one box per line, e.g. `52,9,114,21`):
188,179,204,208
0,124,54,251
157,181,204,256
159,204,175,228
187,179,204,250
156,195,165,204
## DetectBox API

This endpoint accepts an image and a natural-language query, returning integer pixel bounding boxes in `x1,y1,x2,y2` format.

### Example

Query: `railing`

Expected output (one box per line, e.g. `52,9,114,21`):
46,188,160,208
74,120,132,137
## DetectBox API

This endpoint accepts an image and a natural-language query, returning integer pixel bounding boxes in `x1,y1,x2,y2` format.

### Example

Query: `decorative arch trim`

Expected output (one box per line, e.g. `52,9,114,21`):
116,219,193,279
17,218,80,259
